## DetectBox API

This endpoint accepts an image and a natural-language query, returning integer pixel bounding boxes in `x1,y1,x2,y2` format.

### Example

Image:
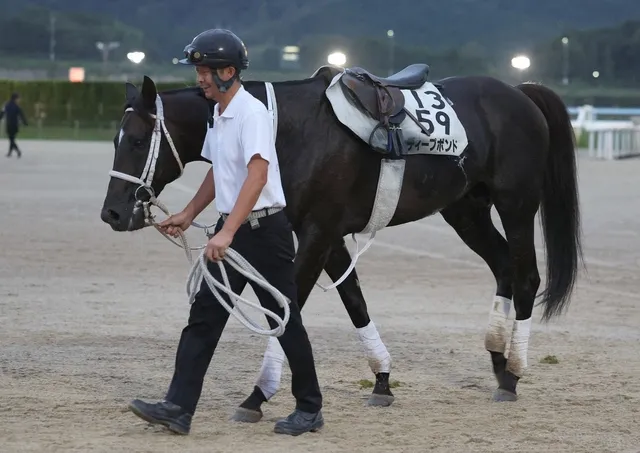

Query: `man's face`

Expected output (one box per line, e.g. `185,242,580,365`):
195,66,235,100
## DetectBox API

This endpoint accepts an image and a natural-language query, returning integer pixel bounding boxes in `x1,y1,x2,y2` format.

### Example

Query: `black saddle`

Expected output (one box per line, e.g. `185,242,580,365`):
348,64,430,90
337,64,431,158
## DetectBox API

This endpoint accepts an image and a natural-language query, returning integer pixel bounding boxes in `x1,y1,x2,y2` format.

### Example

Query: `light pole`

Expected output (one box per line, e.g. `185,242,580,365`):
49,12,56,64
48,12,56,79
96,41,120,76
561,36,569,85
387,29,394,76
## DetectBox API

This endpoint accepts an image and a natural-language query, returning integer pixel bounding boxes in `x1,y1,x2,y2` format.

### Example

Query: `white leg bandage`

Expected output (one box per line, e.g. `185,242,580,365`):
484,296,512,353
356,321,391,374
255,337,286,400
506,317,532,377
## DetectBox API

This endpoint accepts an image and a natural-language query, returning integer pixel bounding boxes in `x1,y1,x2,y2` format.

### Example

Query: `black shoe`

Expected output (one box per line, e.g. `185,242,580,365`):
128,399,192,435
274,409,324,436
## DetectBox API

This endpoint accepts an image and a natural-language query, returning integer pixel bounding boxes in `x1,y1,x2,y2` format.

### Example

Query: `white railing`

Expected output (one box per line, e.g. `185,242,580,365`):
567,105,640,160
586,127,640,160
568,105,640,131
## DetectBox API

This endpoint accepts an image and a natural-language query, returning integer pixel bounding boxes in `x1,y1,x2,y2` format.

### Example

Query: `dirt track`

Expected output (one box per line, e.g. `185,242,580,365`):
1,140,639,453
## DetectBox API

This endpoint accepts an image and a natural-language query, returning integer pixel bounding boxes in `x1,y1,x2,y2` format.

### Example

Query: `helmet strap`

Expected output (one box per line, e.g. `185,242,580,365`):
213,71,239,93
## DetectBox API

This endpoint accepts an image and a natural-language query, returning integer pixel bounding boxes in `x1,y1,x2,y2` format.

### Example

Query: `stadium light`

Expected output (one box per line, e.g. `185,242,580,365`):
327,51,347,66
511,55,530,70
127,51,146,64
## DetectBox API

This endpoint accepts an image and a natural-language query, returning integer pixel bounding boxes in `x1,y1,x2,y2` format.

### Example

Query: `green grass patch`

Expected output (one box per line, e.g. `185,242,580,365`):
2,126,114,141
358,379,403,389
540,355,559,364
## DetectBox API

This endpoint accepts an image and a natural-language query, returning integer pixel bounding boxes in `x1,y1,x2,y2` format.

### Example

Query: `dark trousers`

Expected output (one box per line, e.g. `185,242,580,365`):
6,132,20,157
165,210,322,415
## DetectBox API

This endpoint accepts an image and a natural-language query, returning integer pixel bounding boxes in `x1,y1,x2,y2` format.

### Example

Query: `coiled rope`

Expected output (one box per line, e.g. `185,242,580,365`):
145,197,291,337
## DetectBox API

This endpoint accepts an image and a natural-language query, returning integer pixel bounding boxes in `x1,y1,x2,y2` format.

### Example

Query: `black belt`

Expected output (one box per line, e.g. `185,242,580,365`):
220,207,283,225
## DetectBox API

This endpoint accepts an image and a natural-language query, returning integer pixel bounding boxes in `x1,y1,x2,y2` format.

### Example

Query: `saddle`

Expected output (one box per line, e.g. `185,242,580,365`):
339,64,430,157
350,64,431,89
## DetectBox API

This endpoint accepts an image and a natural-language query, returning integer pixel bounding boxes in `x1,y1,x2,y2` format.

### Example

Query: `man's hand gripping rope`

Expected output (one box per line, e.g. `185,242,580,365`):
143,196,291,337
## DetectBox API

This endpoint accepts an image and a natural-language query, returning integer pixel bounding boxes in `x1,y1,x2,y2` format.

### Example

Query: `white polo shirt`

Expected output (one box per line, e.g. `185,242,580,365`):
201,85,287,214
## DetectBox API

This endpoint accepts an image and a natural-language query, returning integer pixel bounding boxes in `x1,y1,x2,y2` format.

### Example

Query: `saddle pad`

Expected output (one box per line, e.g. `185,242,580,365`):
325,71,468,157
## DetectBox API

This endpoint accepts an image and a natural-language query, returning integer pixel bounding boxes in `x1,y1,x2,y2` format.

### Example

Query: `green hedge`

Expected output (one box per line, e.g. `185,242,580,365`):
3,80,640,129
0,80,194,127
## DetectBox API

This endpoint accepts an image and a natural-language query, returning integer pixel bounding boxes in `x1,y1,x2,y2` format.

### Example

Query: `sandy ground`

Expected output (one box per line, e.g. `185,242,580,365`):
1,140,639,453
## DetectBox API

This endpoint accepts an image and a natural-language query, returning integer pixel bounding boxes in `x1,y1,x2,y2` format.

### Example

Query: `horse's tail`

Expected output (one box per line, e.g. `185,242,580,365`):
516,82,584,322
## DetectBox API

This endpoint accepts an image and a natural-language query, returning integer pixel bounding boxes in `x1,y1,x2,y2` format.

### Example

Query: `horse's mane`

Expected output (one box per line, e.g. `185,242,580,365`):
243,65,339,89
160,86,204,96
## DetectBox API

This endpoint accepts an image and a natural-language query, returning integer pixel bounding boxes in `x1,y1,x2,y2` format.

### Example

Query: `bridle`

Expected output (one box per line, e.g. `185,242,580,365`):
108,94,184,226
103,86,292,338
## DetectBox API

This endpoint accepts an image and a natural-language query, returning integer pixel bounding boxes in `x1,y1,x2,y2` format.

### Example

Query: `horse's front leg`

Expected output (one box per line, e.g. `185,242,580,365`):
322,237,394,407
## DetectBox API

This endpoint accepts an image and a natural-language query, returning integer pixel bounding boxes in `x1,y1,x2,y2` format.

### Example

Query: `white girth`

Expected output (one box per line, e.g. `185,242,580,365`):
316,158,405,291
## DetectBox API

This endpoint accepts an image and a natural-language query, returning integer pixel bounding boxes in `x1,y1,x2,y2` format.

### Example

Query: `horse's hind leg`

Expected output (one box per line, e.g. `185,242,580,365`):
490,193,541,402
440,189,517,399
322,238,394,407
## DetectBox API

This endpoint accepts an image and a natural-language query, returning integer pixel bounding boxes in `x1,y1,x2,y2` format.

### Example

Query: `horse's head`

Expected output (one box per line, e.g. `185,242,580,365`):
100,75,209,231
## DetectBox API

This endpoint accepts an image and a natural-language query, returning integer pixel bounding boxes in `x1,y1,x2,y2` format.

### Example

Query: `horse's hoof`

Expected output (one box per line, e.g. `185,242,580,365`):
230,407,263,423
366,393,395,407
492,388,518,402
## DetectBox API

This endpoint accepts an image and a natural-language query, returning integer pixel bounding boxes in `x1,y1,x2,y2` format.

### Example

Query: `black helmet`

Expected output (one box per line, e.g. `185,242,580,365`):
179,29,249,70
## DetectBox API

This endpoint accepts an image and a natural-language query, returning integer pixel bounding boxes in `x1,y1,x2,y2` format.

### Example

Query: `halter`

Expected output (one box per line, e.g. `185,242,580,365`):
108,94,184,224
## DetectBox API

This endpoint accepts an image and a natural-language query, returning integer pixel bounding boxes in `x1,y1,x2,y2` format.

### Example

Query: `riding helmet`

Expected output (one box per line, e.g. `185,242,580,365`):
179,29,249,70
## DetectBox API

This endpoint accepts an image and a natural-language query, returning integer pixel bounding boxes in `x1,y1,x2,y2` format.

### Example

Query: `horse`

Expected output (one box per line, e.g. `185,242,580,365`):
100,64,583,422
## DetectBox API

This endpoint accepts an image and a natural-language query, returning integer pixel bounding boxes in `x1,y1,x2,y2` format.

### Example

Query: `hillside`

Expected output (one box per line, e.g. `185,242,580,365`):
3,0,639,60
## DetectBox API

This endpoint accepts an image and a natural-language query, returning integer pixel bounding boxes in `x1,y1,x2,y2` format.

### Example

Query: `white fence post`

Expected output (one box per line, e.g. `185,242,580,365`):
588,127,640,160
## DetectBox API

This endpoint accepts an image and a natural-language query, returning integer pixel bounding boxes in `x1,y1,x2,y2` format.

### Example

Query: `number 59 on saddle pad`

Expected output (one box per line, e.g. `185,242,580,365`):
323,66,469,158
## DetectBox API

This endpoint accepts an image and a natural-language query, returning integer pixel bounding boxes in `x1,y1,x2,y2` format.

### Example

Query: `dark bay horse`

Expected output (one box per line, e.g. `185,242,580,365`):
100,66,582,420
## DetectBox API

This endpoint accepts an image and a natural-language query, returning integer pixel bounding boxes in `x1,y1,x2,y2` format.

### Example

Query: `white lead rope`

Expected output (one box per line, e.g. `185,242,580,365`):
314,232,377,291
147,198,291,337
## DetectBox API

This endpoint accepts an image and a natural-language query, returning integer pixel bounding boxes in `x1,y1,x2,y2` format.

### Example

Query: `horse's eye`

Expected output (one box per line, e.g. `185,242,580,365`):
133,139,143,147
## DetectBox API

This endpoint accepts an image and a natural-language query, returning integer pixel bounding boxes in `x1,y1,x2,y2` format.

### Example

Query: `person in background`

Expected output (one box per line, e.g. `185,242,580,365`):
0,92,28,158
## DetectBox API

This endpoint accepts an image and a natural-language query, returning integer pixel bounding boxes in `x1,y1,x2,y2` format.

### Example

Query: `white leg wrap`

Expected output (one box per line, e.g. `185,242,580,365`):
506,317,532,377
484,296,512,353
356,321,391,374
255,337,286,400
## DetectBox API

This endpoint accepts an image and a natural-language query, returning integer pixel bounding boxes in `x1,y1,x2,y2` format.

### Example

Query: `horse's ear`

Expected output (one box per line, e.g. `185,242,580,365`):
141,75,157,112
125,82,138,104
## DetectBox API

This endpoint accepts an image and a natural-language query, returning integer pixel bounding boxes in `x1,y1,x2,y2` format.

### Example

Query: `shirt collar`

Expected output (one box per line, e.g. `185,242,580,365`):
213,85,246,119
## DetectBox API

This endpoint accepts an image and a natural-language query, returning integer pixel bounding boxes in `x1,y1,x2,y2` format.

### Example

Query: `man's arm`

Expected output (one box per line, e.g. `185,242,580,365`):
184,167,215,221
221,156,268,235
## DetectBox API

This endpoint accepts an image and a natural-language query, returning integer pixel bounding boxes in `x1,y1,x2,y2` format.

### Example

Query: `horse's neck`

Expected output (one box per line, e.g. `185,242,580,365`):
244,77,327,142
170,93,212,164
177,77,327,164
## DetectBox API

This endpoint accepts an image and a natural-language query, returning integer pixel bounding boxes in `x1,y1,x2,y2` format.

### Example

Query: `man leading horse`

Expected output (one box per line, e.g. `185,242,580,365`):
126,29,324,437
